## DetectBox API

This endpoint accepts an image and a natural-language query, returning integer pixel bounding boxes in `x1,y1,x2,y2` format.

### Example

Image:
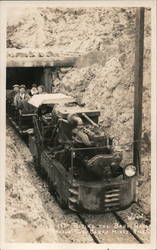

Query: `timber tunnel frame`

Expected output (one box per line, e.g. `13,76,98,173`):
6,56,78,92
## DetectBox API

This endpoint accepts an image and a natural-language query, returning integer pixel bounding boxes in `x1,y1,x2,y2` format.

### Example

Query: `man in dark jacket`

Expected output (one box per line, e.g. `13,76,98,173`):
7,84,20,104
14,84,30,110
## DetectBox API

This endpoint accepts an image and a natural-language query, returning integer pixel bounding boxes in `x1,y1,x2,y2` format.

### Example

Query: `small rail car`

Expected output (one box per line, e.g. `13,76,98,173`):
6,93,35,134
28,93,137,213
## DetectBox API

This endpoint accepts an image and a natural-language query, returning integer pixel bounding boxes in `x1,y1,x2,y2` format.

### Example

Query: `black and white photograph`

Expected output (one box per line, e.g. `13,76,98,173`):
0,0,156,249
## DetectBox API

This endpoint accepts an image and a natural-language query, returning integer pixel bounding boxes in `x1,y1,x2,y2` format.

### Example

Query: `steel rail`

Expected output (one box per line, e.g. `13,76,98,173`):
77,211,146,244
76,213,100,244
113,211,144,244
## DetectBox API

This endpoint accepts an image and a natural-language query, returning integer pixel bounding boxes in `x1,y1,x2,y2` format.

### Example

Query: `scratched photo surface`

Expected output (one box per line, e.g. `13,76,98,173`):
5,6,151,243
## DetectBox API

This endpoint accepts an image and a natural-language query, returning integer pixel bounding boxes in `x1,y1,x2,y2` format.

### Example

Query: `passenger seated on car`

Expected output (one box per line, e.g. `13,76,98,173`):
37,85,47,94
29,84,38,96
7,84,20,105
14,84,31,112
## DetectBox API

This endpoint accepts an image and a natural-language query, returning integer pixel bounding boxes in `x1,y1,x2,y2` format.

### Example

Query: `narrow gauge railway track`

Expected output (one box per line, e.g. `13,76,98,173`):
113,211,144,244
7,120,150,244
77,212,144,244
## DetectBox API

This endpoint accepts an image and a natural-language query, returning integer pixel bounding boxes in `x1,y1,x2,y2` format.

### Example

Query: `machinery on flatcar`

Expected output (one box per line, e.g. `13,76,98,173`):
28,93,137,213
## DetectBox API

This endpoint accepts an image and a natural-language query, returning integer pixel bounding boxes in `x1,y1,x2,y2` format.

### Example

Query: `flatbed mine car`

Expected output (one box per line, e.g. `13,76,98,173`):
6,92,35,134
28,93,136,213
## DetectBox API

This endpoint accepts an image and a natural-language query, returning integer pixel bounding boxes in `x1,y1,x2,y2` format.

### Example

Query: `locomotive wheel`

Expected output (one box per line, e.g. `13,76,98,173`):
47,177,67,209
33,155,46,179
47,177,54,195
55,191,67,209
75,131,91,146
40,167,48,180
33,156,42,176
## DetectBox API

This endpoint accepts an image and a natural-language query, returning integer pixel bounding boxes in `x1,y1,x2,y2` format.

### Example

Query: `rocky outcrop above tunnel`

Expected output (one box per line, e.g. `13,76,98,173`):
7,7,137,52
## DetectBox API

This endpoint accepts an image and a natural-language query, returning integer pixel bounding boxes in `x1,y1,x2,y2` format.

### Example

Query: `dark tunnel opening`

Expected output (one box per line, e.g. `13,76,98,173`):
6,67,45,89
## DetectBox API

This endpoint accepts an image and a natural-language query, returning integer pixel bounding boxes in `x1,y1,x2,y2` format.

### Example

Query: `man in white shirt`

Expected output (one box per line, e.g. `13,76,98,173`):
14,84,30,109
30,84,38,96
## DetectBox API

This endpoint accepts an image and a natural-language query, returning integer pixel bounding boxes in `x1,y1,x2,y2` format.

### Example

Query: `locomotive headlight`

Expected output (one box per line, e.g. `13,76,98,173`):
124,164,136,177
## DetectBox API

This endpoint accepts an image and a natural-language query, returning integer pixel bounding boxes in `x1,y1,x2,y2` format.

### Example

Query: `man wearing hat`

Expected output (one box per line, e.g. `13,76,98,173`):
29,83,38,96
7,84,20,104
6,84,20,114
13,84,20,93
14,84,30,110
37,84,46,94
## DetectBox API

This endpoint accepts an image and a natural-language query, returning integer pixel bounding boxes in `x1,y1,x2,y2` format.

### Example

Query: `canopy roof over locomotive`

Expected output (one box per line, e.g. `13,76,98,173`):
55,105,100,119
28,93,76,108
28,93,100,119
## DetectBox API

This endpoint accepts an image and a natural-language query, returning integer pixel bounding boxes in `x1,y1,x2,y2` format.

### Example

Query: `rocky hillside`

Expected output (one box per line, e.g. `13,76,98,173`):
7,7,136,51
7,7,151,214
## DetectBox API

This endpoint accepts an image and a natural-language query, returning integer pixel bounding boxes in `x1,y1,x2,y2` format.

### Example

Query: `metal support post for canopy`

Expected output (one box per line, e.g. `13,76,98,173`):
133,7,145,175
43,68,53,93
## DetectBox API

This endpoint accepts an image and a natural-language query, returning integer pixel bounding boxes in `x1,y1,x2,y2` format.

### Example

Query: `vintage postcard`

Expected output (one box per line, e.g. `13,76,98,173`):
0,0,156,250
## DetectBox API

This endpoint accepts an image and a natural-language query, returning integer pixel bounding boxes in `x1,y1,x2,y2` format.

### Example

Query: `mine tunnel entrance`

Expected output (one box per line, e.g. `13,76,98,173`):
6,67,54,92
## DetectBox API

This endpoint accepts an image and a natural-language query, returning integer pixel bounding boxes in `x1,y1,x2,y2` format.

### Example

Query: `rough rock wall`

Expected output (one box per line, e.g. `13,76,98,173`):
59,58,134,151
7,7,136,52
49,8,150,154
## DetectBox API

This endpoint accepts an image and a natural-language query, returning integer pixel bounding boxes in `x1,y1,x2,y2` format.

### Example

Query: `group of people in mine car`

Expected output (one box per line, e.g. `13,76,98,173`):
8,83,47,113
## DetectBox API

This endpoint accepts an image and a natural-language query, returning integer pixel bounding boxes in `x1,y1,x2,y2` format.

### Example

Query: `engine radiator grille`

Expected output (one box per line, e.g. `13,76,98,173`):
104,186,120,211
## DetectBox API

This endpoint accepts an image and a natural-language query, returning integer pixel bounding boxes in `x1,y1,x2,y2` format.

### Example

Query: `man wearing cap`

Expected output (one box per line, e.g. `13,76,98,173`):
7,84,20,104
37,84,47,94
14,84,30,110
6,84,20,114
29,83,38,96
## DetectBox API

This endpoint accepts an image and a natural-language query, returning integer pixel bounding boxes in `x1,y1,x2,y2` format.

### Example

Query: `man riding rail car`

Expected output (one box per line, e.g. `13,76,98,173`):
14,84,30,110
6,84,20,106
29,84,38,96
7,83,46,112
6,83,48,133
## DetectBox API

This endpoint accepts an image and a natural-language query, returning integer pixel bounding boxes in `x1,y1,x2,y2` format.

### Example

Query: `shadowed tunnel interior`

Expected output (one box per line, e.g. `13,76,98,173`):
6,67,45,89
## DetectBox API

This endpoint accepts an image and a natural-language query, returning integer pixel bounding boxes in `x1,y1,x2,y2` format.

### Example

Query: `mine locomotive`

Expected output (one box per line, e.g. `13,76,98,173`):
28,93,136,213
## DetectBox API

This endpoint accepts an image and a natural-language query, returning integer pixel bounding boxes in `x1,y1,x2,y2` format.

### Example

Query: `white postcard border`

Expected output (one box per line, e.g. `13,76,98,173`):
0,1,156,250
